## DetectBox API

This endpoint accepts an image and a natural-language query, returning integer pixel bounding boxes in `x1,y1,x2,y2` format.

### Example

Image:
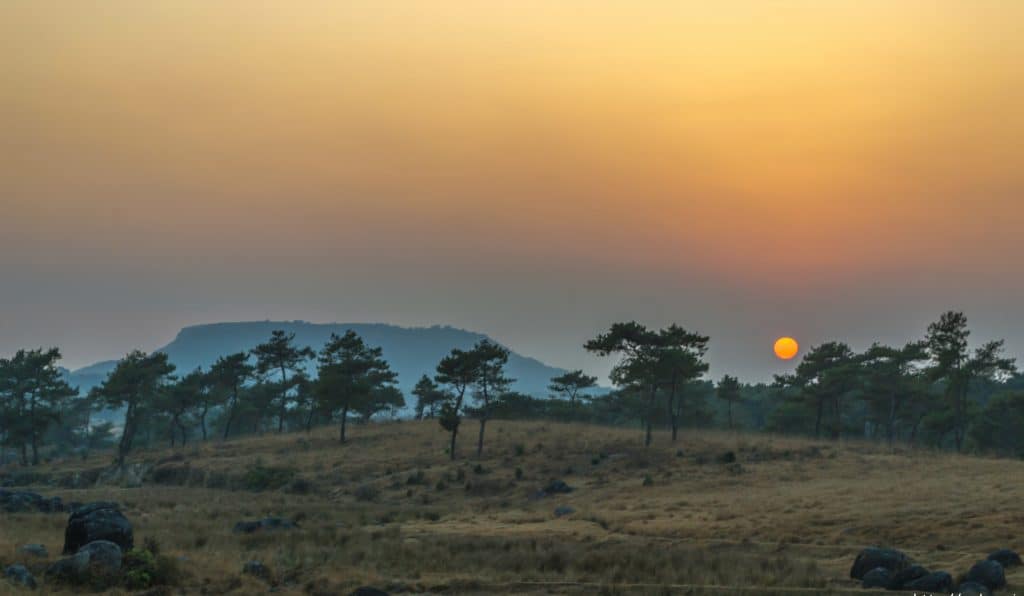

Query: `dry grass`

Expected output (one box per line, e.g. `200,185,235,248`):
2,420,1022,594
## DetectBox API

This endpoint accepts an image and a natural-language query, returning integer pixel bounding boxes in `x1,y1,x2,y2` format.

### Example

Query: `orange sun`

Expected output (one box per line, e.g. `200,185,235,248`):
774,337,799,360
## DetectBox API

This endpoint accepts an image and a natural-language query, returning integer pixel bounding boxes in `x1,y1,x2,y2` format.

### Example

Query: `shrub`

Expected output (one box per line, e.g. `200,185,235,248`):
242,465,296,491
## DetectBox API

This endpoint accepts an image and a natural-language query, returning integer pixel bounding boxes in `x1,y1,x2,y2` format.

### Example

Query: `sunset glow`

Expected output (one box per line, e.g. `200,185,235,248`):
2,1,1023,379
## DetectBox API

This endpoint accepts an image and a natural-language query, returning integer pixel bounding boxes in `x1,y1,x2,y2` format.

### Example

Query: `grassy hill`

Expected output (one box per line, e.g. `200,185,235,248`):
2,421,1022,594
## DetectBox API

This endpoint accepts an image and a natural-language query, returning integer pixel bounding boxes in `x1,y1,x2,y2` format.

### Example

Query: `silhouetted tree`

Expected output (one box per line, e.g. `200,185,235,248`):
412,375,447,419
716,375,742,430
353,385,405,423
926,311,1016,451
859,342,929,445
162,369,204,447
90,351,175,466
208,352,255,440
251,330,315,433
470,340,512,457
656,325,710,441
586,322,663,446
774,342,859,439
315,331,397,443
0,348,77,465
549,370,599,407
435,347,479,460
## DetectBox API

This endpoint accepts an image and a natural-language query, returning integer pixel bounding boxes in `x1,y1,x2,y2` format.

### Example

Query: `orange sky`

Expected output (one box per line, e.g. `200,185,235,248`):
2,1,1023,378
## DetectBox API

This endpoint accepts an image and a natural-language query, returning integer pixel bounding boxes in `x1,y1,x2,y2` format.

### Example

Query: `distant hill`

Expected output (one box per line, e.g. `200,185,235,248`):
68,321,585,399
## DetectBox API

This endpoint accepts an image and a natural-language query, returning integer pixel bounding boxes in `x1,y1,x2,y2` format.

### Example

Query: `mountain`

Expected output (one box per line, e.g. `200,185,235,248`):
68,321,580,399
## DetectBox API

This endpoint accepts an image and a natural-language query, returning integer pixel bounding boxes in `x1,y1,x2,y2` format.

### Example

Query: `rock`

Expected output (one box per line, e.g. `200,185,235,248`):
18,544,48,558
0,489,64,513
957,581,994,596
63,502,133,554
77,540,123,573
544,480,573,494
987,548,1022,568
860,567,891,588
886,564,929,589
46,540,122,583
964,559,1006,590
904,571,953,592
4,564,37,589
553,505,575,518
717,451,737,464
242,560,270,580
232,517,298,534
350,588,389,596
849,547,912,580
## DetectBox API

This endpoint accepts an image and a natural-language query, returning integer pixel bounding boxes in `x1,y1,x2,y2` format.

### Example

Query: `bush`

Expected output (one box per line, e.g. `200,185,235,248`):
242,465,296,491
122,547,182,590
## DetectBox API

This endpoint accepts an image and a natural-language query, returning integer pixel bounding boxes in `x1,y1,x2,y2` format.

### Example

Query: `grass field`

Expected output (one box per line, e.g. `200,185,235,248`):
2,420,1022,594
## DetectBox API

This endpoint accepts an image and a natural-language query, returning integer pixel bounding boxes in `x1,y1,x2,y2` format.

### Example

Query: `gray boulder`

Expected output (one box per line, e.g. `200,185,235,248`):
0,489,64,514
904,571,953,593
47,540,123,582
4,564,37,589
860,567,890,588
849,547,912,579
965,559,1006,590
18,544,48,558
886,564,928,589
987,548,1022,568
62,502,133,554
544,480,573,494
553,505,575,518
232,517,298,534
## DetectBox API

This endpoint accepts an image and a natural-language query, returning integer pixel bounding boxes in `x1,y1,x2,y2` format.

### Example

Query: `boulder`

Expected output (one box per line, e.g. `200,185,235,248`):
0,489,64,513
3,564,37,589
544,480,573,494
63,502,133,554
987,548,1022,568
18,544,48,558
886,564,928,589
957,581,994,596
904,571,953,593
849,547,912,580
860,567,891,588
553,505,575,518
242,560,270,580
964,559,1006,590
46,540,123,583
232,517,298,534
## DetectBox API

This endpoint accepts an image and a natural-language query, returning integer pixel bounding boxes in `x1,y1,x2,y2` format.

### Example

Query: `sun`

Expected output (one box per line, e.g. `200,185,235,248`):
774,337,799,360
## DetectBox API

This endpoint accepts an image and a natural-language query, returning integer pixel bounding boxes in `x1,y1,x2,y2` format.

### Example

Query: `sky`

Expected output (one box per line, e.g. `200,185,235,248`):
2,1,1023,382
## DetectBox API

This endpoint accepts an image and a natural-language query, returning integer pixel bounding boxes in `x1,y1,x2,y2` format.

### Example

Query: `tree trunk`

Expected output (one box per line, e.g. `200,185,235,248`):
200,404,208,441
118,402,136,467
477,418,487,457
223,389,239,440
339,405,349,443
278,364,289,433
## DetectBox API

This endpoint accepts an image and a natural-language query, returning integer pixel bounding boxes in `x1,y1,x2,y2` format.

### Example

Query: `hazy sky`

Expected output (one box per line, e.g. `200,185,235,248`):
2,1,1023,381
